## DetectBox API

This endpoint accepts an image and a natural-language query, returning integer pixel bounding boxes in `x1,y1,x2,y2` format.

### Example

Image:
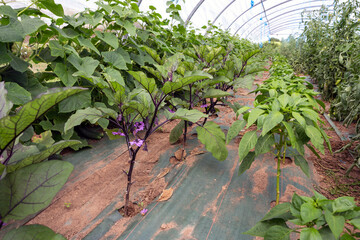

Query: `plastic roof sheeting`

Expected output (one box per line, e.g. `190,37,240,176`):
5,0,335,41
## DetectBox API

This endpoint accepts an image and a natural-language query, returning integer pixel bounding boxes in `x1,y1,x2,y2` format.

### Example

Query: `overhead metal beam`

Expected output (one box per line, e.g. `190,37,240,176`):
242,5,332,38
205,0,236,35
226,0,267,30
260,0,271,31
185,0,206,26
253,19,304,39
235,0,328,35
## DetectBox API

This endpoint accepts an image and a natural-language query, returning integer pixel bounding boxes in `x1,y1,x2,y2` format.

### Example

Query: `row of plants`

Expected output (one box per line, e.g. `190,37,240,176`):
235,56,360,239
0,0,264,238
279,0,360,131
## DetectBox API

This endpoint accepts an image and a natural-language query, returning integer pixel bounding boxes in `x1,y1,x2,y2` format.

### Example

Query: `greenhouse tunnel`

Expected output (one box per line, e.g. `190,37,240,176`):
1,0,359,239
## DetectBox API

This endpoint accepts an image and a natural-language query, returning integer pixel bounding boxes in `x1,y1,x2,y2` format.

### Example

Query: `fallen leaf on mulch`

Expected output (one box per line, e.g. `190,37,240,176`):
174,149,186,160
158,188,174,202
190,147,207,156
157,167,170,179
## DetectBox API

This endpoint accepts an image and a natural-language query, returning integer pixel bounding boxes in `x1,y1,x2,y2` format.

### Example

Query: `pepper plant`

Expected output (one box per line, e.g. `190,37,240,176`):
245,191,360,240
228,57,331,205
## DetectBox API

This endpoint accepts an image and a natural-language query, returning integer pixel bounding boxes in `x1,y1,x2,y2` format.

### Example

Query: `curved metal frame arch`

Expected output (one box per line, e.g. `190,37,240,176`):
229,0,326,32
237,2,330,36
185,0,206,26
243,5,331,38
270,25,305,35
226,0,267,30
253,19,304,39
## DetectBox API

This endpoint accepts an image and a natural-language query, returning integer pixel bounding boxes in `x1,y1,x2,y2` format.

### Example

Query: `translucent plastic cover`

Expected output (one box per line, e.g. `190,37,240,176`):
4,0,334,41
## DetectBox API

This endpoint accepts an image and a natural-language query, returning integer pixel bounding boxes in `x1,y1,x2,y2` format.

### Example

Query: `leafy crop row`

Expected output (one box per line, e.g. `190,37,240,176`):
0,0,264,237
280,0,360,130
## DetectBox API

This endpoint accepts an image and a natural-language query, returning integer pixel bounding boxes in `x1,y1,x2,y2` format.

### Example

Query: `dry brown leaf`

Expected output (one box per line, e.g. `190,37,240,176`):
158,188,174,202
190,148,207,156
156,167,170,179
174,149,187,160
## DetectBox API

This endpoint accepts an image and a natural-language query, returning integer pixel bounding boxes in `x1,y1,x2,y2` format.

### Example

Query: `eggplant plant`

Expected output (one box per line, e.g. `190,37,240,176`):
63,53,218,215
229,58,331,205
245,191,360,240
0,82,86,238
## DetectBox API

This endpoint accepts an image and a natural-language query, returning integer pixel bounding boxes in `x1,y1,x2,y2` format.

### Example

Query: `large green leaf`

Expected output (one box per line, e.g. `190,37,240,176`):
300,202,322,223
102,51,127,70
9,53,30,73
332,197,356,213
283,121,304,156
203,89,231,98
0,82,14,118
0,161,73,222
54,62,77,87
78,36,100,55
294,155,310,177
196,121,228,161
0,18,24,42
0,88,86,152
261,202,291,221
227,120,246,143
49,40,65,58
38,0,64,16
4,224,66,240
128,71,156,93
169,120,185,144
5,82,32,105
94,31,119,49
300,228,322,240
238,130,258,162
173,109,207,123
262,111,284,136
255,133,275,156
324,209,345,239
292,112,306,127
244,219,287,237
264,225,292,240
247,108,265,128
305,125,324,154
238,152,256,175
68,54,99,79
58,91,91,113
64,107,106,133
162,73,212,94
6,140,80,173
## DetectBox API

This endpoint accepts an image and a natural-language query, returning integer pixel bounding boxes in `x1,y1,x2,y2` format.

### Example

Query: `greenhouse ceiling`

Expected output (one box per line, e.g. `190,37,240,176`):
5,0,335,41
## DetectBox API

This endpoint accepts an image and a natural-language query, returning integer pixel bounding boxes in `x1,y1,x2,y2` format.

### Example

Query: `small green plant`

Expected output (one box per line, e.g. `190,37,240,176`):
229,57,331,205
244,191,360,240
64,203,72,208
